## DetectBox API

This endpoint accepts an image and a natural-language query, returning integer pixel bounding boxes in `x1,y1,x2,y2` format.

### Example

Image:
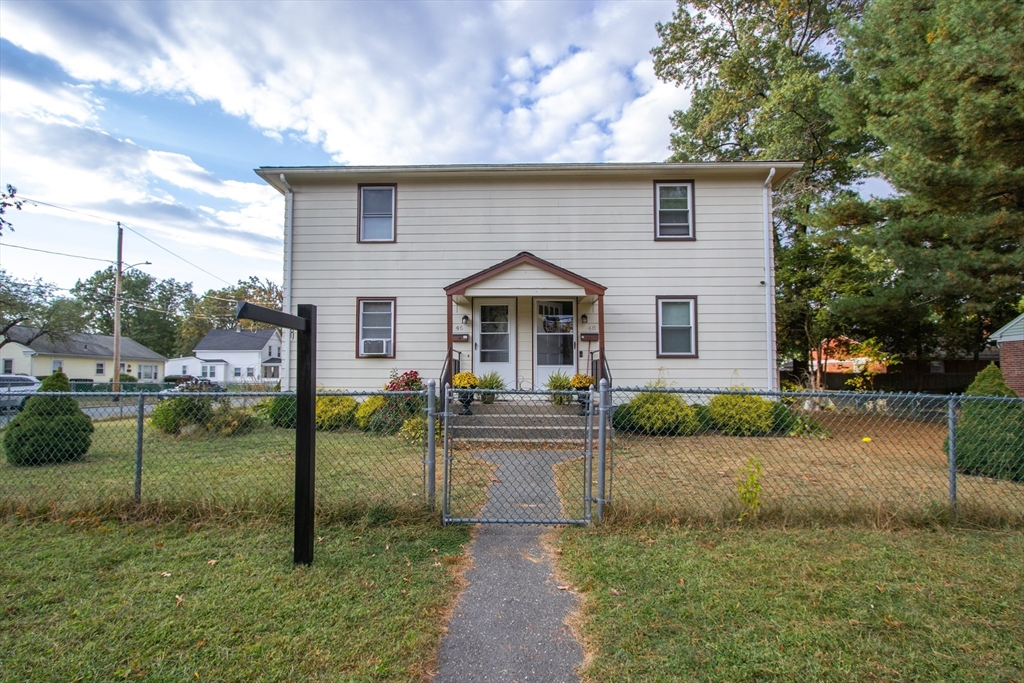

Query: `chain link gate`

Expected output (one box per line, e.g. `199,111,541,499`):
441,386,596,524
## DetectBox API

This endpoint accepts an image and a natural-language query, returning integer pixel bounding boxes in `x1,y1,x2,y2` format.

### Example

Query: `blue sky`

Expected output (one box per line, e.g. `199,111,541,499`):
0,0,693,294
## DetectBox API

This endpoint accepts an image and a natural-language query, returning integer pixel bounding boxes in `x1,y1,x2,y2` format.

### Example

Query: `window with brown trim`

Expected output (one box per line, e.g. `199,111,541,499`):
358,184,397,242
357,298,396,358
657,296,697,357
654,181,695,240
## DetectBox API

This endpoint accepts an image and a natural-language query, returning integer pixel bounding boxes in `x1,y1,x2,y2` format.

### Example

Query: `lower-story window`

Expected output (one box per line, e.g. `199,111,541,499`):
138,364,159,381
357,298,396,358
201,365,216,379
2,359,12,374
52,360,64,373
96,362,105,376
657,296,697,357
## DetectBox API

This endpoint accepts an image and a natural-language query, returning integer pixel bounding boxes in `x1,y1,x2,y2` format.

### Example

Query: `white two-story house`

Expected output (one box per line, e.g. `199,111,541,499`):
165,328,282,384
256,162,800,392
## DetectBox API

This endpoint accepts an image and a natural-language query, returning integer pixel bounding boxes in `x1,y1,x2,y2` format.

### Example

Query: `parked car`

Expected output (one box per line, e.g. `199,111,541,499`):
0,374,42,412
162,374,197,386
157,379,225,399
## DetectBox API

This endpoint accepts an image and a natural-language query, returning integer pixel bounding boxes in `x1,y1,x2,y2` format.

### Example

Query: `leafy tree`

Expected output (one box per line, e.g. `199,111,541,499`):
176,277,283,356
71,267,195,359
0,184,24,236
826,0,1024,358
652,0,875,372
0,270,85,351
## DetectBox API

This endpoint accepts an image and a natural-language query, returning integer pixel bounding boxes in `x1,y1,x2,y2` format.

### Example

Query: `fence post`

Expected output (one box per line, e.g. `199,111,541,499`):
441,383,451,522
426,380,436,510
597,378,609,522
134,392,145,504
947,395,957,518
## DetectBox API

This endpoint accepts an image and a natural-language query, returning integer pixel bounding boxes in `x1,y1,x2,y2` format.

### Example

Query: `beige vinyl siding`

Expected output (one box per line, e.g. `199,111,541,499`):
287,172,772,390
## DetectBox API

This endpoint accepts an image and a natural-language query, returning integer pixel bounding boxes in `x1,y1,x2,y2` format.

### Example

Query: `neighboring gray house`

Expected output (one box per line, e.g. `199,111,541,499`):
165,328,282,384
257,162,802,392
0,326,166,382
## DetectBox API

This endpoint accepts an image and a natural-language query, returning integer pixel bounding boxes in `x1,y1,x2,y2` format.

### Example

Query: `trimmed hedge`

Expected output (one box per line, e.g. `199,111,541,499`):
151,395,214,434
612,392,699,436
953,364,1024,482
707,392,775,436
316,395,358,431
3,370,94,466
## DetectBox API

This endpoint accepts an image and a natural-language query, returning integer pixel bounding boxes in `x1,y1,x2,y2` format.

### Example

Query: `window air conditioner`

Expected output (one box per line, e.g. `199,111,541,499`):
361,338,392,356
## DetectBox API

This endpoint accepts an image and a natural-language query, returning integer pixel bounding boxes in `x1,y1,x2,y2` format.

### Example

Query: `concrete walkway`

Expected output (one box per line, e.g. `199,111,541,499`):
434,449,584,682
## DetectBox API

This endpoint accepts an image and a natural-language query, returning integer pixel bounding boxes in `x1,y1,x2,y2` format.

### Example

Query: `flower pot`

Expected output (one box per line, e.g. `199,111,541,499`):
458,390,475,415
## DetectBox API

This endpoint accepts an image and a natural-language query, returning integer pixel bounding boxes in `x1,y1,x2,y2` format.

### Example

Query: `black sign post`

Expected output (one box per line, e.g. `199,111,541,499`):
237,302,317,565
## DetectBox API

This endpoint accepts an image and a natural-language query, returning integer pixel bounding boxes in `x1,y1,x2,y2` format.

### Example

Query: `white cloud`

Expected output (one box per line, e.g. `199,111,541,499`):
1,0,688,164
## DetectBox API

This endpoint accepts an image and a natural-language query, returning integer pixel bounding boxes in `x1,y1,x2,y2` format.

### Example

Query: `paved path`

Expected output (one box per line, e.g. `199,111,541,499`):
434,450,584,682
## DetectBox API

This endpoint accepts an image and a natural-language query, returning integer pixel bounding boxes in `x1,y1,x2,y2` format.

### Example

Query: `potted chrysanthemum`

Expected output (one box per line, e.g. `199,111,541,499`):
452,372,479,414
570,373,596,415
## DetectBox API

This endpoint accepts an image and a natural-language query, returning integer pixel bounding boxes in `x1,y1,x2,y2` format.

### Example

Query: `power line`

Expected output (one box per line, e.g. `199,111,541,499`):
0,242,115,263
18,195,235,287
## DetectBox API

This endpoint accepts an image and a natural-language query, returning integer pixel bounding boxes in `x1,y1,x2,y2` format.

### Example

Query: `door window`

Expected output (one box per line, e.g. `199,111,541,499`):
479,305,510,363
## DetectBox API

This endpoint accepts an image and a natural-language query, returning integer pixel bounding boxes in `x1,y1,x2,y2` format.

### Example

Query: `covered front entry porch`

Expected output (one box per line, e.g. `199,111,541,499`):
443,252,608,390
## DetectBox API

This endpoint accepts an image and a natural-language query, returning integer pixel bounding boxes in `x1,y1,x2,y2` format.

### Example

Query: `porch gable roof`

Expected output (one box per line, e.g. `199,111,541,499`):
444,252,606,298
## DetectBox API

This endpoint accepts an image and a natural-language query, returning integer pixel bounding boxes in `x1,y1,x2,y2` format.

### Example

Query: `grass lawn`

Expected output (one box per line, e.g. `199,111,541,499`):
0,516,472,682
558,525,1024,682
1,420,490,521
602,413,1024,525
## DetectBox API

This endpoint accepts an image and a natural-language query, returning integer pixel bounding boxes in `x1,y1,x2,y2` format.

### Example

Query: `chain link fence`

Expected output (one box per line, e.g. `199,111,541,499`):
2,385,1022,526
0,389,438,520
604,387,1024,524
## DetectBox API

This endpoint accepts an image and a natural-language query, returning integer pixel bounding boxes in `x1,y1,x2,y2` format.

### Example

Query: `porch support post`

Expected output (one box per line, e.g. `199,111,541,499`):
446,294,453,384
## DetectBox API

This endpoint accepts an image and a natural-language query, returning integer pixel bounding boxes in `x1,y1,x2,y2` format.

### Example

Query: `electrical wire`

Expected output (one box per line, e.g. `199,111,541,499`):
17,195,235,287
0,242,116,263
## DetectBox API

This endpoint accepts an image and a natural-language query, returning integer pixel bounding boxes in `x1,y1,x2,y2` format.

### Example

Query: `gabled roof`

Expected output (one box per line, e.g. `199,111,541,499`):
991,312,1024,343
3,326,166,361
445,252,606,297
194,328,278,352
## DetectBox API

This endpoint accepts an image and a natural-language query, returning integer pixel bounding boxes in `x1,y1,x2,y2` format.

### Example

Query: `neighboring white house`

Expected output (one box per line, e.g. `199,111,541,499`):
0,326,166,382
165,328,282,384
256,162,801,392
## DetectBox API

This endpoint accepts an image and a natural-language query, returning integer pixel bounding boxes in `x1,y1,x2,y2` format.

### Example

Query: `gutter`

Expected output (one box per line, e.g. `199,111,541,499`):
280,173,295,390
763,167,778,391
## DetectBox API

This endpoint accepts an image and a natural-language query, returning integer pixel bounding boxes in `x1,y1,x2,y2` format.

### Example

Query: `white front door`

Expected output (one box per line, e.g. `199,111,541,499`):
534,299,576,388
474,299,516,389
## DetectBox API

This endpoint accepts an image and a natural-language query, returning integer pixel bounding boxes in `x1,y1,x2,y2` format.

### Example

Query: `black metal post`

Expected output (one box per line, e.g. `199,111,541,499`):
294,304,316,565
236,301,316,565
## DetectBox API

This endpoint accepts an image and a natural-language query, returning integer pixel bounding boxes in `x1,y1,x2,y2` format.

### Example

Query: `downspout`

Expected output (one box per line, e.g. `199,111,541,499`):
280,173,295,390
762,167,778,391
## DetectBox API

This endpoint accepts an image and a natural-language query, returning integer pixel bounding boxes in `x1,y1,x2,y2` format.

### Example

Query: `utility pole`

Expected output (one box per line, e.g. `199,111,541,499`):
113,222,123,393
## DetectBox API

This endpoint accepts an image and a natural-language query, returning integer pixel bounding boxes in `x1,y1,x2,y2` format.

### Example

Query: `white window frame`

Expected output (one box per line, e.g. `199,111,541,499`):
358,185,396,242
201,365,216,379
52,359,64,373
233,367,242,378
657,296,697,358
95,362,105,376
3,359,13,374
357,298,396,358
654,181,695,240
138,364,158,381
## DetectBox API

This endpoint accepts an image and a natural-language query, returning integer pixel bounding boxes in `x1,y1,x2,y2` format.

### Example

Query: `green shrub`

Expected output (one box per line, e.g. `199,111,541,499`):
150,395,214,434
771,401,828,438
708,391,775,436
209,406,263,437
952,364,1024,482
4,370,94,466
355,395,386,430
264,394,297,429
316,395,358,431
612,392,699,436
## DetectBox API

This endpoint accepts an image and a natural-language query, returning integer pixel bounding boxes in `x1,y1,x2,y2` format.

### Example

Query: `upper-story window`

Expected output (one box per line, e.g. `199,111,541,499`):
359,185,397,242
654,181,695,240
